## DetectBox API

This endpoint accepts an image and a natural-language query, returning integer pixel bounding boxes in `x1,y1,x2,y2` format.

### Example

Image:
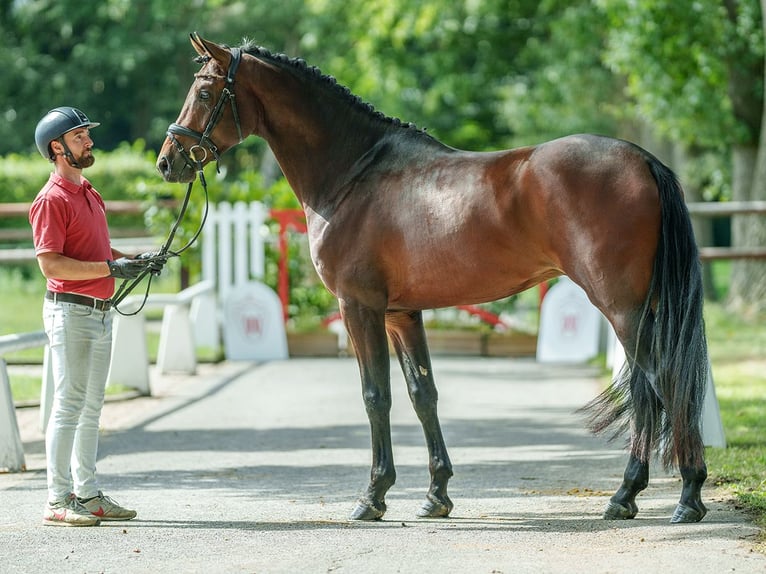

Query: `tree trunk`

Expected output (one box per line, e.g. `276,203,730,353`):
672,145,717,300
725,0,766,315
634,125,717,299
728,145,766,314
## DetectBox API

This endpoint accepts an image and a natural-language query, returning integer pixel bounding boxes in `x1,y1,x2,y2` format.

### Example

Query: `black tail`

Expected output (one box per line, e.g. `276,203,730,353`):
585,155,708,469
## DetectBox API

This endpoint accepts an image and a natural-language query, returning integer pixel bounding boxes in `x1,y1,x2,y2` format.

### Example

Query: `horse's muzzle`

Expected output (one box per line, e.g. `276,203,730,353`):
156,152,195,183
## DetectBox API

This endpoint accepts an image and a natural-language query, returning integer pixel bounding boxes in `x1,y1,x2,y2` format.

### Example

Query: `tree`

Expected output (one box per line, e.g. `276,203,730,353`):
598,0,766,313
301,0,552,150
0,0,308,157
497,1,621,145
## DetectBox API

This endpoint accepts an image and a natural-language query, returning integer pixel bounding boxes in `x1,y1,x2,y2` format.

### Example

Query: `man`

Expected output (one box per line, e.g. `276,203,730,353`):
30,107,165,527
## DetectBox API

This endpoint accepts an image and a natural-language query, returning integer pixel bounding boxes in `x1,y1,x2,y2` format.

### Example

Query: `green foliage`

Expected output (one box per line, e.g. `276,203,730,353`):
501,1,621,144
303,0,546,150
0,143,169,243
704,301,766,531
0,0,305,156
597,0,761,148
0,141,162,203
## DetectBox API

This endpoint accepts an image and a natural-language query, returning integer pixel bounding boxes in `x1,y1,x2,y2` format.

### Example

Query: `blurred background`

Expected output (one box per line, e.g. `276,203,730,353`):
1,0,766,315
2,0,765,316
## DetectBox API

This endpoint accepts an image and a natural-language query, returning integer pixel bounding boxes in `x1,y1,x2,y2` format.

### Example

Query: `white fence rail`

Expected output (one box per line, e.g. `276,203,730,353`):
202,201,268,301
0,332,51,472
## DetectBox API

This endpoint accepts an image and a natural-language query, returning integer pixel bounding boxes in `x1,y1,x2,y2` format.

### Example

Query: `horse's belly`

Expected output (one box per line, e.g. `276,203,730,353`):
388,261,551,310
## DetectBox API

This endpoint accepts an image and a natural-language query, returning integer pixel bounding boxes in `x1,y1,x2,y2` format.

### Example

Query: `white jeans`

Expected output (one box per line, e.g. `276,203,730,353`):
43,299,112,503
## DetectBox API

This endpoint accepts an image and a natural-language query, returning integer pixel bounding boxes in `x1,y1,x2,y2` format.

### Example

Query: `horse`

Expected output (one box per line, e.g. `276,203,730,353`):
157,33,709,524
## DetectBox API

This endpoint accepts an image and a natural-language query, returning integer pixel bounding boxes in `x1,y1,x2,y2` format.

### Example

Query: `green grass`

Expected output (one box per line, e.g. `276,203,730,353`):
704,303,766,538
5,373,40,403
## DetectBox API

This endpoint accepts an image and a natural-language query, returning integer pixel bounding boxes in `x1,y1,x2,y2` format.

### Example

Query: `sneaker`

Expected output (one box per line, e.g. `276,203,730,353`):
78,491,137,521
44,494,101,527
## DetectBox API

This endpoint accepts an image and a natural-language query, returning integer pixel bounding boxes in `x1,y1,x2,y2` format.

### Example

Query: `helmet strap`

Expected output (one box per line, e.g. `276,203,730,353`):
55,137,81,169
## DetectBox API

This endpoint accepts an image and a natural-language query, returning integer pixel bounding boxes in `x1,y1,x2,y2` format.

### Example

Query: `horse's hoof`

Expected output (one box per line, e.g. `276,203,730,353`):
670,503,707,523
349,498,386,521
416,494,453,518
603,500,638,520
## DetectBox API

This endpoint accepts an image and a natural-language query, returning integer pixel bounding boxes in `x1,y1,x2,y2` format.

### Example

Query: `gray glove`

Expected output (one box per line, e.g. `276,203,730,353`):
107,257,149,279
135,251,169,276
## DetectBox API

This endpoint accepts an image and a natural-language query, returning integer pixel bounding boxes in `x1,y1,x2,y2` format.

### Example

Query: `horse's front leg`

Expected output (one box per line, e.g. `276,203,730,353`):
387,310,453,519
342,299,396,520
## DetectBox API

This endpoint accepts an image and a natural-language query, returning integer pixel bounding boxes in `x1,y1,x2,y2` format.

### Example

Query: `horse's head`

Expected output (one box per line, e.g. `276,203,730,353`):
157,33,249,182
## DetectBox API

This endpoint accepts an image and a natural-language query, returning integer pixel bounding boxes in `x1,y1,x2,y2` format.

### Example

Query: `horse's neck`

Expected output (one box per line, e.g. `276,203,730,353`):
249,64,388,208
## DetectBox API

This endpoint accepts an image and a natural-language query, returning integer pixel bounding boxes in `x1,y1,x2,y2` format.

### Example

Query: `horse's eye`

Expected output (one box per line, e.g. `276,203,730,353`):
199,90,211,102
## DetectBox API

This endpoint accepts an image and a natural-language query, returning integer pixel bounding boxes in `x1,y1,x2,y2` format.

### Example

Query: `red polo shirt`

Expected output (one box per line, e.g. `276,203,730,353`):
29,173,115,300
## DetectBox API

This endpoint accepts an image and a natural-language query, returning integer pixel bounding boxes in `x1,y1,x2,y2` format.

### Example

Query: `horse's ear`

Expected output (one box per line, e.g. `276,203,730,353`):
192,34,231,67
190,32,207,58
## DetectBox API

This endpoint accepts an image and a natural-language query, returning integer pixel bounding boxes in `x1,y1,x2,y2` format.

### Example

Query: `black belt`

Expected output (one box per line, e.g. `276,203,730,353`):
45,291,112,312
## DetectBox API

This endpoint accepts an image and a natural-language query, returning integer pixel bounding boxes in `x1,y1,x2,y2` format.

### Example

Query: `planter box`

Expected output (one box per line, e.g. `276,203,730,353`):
485,331,538,357
425,329,484,356
287,331,343,357
287,329,537,358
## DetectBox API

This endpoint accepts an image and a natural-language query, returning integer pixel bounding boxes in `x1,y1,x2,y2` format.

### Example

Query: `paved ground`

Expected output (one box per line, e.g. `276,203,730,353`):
1,357,763,574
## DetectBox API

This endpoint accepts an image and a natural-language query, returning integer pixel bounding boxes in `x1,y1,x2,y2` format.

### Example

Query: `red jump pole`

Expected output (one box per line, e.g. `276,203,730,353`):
269,209,308,323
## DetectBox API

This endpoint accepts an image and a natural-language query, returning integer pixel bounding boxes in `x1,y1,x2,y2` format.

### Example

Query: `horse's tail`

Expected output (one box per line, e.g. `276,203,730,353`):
585,154,708,470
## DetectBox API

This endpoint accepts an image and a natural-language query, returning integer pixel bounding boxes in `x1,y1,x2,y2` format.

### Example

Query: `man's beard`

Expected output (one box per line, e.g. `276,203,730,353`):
72,150,95,168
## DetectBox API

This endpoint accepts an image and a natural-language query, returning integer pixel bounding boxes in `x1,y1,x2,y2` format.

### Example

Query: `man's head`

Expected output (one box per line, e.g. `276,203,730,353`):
34,107,100,168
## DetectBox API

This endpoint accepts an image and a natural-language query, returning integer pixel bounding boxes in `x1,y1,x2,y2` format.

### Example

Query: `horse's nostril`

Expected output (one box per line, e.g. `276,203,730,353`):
157,156,170,176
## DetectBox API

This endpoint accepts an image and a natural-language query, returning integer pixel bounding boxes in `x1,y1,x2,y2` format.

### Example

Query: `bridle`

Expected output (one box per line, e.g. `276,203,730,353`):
111,48,244,314
166,47,244,171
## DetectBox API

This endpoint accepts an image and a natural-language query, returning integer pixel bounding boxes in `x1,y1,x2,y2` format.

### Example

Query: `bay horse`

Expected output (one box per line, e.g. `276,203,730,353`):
157,33,709,523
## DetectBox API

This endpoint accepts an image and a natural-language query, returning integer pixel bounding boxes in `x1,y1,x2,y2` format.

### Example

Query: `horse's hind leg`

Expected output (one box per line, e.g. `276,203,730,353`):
387,310,454,518
609,445,707,523
673,463,707,523
604,344,655,520
605,453,649,520
604,312,707,523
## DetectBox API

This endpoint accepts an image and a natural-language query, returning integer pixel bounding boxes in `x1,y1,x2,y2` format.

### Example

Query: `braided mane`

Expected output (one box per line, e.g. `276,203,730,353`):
237,41,424,133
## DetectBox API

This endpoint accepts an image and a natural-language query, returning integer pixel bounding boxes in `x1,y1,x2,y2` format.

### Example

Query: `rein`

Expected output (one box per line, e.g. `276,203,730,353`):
111,48,243,315
111,160,210,315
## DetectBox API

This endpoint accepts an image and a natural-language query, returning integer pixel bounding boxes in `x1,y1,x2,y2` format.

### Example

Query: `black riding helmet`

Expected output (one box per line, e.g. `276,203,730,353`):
34,107,100,163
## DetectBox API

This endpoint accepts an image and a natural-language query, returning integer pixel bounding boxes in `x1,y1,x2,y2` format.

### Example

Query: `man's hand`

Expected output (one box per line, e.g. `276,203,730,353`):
107,257,150,279
135,251,169,276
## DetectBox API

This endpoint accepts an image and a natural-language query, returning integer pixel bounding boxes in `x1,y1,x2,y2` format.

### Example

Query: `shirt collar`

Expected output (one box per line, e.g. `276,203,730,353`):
48,172,91,195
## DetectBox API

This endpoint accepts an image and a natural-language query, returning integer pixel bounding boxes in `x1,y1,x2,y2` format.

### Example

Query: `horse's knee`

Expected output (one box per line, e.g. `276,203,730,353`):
362,387,391,415
408,383,438,416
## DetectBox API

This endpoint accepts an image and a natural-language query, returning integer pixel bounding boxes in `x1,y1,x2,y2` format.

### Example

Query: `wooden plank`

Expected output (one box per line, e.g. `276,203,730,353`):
0,199,177,217
699,247,766,261
686,201,766,216
0,227,149,241
0,237,158,263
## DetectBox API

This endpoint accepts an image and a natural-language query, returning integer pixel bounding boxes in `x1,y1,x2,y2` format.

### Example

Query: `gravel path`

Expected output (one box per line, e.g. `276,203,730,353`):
2,357,763,573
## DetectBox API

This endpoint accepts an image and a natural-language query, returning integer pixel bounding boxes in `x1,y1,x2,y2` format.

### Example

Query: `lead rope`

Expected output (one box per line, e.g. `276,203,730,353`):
111,157,210,316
